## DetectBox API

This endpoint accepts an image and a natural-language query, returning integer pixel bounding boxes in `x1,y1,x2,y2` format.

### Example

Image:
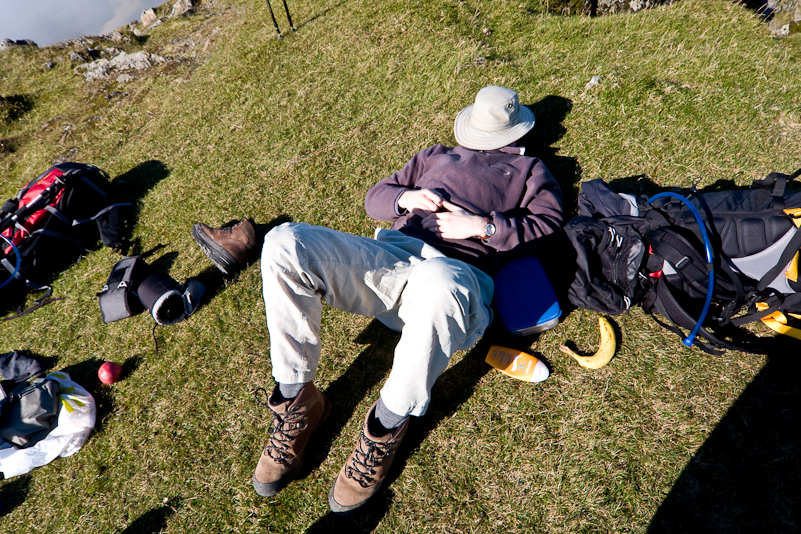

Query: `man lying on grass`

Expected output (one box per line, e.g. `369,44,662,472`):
192,85,564,514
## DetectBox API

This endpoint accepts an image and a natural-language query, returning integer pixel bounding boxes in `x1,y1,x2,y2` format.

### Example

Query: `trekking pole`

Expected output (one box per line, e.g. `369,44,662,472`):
648,192,715,348
0,173,70,288
264,0,284,39
0,170,75,235
281,0,296,32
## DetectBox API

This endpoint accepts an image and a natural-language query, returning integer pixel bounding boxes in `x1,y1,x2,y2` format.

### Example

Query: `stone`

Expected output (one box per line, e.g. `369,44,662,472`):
108,50,166,70
1,38,38,49
104,31,125,42
170,0,194,17
585,75,603,90
141,8,158,28
629,0,646,11
116,73,134,83
765,0,801,36
74,59,110,81
75,51,167,81
545,0,674,15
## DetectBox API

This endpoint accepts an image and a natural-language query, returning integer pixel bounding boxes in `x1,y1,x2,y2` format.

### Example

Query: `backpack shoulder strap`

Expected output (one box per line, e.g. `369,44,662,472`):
646,228,710,294
756,225,801,292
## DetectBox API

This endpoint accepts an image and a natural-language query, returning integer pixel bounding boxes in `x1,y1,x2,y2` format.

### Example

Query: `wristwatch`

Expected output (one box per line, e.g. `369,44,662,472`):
479,217,496,240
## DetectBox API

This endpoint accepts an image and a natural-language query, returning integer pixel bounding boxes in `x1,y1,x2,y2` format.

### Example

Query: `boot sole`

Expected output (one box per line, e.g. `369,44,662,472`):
191,224,237,275
252,395,333,498
328,475,385,515
252,472,292,497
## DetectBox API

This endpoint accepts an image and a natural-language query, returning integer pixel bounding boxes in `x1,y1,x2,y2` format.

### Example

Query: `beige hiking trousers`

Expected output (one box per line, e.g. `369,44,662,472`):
260,222,493,417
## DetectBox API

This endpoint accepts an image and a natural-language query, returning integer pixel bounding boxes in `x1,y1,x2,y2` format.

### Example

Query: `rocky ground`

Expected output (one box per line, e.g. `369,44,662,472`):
3,0,798,50
2,0,219,84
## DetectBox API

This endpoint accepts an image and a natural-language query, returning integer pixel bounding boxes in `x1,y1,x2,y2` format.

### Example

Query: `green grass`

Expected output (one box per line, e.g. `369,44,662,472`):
2,0,801,532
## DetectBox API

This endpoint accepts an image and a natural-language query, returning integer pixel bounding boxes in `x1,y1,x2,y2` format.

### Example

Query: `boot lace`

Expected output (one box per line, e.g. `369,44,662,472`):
264,405,309,464
345,431,395,488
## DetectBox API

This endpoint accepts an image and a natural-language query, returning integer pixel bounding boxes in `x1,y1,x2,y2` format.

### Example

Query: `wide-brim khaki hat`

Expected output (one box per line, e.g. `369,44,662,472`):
454,86,535,151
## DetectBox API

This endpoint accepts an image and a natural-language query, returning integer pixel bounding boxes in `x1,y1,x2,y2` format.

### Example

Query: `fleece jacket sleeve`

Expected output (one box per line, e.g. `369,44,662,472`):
364,145,438,222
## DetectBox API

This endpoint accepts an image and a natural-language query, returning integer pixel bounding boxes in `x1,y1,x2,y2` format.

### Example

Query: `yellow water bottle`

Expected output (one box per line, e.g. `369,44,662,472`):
485,345,550,383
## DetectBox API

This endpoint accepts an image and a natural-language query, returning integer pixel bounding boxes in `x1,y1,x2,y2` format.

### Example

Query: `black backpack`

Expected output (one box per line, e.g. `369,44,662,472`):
1,162,132,317
0,351,58,450
565,173,801,354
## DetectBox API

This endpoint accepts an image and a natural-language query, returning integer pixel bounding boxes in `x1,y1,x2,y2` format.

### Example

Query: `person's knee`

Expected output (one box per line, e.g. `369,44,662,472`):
261,222,303,271
404,258,476,315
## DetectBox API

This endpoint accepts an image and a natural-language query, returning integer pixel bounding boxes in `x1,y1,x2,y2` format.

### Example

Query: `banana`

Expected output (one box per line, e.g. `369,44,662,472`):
559,317,617,369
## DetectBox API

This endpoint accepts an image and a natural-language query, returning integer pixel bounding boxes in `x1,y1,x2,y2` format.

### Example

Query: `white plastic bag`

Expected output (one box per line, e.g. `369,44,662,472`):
0,371,96,479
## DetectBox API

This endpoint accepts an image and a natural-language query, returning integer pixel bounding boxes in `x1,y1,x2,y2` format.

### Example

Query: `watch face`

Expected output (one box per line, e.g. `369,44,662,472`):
485,222,496,237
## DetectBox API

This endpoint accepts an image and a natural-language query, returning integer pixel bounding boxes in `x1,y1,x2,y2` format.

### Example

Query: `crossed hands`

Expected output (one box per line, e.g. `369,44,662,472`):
398,189,486,240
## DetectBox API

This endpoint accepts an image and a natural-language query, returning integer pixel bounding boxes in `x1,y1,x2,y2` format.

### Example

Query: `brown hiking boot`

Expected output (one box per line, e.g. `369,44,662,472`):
328,401,409,514
252,383,332,497
191,219,256,275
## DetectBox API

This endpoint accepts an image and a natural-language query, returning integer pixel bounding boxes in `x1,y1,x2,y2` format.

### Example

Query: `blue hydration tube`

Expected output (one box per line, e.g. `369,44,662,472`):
647,192,715,347
0,233,22,289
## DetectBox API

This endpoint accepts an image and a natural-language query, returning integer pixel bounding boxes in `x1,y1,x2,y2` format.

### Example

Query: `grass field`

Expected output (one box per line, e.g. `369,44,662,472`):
1,0,801,532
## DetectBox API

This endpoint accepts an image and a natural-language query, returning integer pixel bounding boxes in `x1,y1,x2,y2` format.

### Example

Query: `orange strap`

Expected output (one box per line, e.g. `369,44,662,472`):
756,302,801,340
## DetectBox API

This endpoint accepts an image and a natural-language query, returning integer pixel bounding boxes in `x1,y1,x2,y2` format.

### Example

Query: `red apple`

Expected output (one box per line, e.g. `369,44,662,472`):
98,361,123,384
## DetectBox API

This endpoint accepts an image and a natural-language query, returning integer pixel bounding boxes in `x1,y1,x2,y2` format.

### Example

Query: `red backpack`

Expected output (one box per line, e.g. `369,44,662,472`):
1,162,131,318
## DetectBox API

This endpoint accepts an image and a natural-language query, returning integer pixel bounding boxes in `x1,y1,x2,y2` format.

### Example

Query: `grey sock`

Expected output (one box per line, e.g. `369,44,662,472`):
278,382,306,399
375,397,408,431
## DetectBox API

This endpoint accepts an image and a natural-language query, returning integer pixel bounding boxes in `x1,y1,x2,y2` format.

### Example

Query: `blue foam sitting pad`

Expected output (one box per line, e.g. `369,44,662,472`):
492,255,561,337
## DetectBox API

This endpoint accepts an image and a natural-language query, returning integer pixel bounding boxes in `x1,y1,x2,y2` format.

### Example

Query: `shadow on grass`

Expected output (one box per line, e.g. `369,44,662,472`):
0,474,31,516
120,497,181,534
648,346,801,534
296,319,399,483
109,160,170,256
304,322,540,533
739,0,777,20
111,158,169,188
0,135,24,157
519,95,581,218
0,94,35,125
